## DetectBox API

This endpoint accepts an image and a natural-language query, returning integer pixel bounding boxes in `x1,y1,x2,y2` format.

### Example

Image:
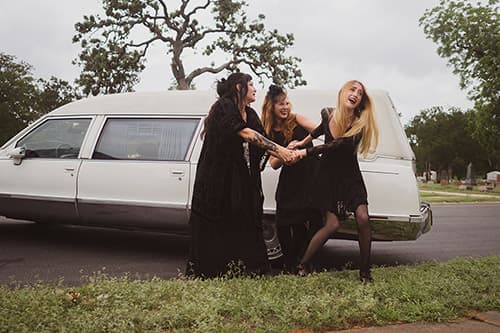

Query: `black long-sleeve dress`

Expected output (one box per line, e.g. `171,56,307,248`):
272,125,322,270
186,98,270,278
308,108,368,219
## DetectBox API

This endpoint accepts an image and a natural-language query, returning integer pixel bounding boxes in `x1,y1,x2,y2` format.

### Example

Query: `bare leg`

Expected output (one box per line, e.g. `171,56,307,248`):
299,211,340,266
355,204,372,281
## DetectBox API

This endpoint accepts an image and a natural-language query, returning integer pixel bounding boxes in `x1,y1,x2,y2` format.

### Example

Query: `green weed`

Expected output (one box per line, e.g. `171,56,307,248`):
0,256,499,332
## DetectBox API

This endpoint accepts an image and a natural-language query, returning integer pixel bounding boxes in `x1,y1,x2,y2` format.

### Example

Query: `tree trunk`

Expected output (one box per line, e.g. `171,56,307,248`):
177,78,190,90
171,43,189,90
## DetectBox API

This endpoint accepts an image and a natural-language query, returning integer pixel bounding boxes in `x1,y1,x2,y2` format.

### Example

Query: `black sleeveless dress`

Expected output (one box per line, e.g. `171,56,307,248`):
308,108,368,219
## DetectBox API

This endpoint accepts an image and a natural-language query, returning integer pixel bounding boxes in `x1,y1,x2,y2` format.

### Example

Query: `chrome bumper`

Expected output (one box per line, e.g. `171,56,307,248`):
337,202,433,241
263,202,433,259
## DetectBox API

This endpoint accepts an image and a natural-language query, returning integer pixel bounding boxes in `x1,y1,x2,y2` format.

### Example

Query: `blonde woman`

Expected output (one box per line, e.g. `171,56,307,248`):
293,80,379,282
261,85,321,273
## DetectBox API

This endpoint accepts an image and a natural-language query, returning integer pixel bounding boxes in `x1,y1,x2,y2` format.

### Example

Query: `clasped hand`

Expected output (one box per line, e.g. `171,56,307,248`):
280,140,306,165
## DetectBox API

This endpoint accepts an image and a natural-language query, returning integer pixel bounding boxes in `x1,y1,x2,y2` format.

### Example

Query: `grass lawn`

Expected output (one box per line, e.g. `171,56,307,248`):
1,256,499,333
418,182,500,203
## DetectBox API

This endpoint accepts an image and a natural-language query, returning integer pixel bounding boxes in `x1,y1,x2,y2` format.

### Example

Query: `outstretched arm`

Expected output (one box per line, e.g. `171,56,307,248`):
288,134,313,150
289,137,346,163
238,128,296,163
306,138,345,156
269,140,301,169
295,114,318,133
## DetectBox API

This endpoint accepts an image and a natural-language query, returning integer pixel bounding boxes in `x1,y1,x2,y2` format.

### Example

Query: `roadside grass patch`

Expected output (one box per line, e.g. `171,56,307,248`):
0,256,499,332
419,183,500,196
418,182,500,203
419,193,499,203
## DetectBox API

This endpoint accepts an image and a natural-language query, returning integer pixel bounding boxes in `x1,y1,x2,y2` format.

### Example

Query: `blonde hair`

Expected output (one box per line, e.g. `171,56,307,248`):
261,87,297,144
333,80,379,156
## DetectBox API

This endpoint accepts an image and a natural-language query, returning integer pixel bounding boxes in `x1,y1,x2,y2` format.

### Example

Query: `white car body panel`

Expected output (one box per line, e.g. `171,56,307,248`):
0,89,432,246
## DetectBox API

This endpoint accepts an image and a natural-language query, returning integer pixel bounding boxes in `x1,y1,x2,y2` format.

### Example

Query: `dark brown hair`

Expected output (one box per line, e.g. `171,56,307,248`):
202,72,252,138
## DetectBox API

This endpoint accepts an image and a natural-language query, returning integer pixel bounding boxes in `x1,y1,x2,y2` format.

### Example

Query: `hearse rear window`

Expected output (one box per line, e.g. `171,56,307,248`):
93,118,199,161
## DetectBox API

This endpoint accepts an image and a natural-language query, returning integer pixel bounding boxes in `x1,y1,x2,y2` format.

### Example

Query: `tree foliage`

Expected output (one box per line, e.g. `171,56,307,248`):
0,53,38,145
405,106,491,179
37,77,80,115
0,53,78,145
72,40,146,96
72,0,306,92
419,0,499,168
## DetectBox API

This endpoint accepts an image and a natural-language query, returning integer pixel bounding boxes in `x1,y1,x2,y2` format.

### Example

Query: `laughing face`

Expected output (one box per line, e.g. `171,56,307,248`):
272,94,290,122
344,81,364,110
244,80,257,104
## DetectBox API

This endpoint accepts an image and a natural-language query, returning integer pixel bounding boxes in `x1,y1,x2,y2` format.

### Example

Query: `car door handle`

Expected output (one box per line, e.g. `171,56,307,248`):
65,167,75,171
171,170,185,176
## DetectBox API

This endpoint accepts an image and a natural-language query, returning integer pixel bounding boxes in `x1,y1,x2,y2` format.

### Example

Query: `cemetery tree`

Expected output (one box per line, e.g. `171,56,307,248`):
0,53,40,145
72,0,306,93
37,77,80,115
73,40,146,96
420,0,499,169
405,106,489,179
0,53,79,145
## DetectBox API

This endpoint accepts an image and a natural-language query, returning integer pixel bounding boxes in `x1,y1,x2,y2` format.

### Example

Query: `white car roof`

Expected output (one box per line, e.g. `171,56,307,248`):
47,89,414,160
49,90,217,117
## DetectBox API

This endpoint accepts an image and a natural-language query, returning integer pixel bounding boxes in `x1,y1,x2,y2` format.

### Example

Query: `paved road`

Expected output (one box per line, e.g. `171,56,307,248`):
0,203,499,286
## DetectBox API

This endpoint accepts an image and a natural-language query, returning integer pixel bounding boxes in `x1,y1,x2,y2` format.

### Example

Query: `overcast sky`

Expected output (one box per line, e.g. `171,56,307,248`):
1,1,473,125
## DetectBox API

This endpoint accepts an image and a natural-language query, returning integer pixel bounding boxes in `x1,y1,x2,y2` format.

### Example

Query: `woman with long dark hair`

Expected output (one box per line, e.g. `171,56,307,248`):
186,73,296,278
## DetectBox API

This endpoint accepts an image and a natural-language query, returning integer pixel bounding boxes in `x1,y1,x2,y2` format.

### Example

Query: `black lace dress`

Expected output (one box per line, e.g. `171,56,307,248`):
307,108,368,218
186,98,270,278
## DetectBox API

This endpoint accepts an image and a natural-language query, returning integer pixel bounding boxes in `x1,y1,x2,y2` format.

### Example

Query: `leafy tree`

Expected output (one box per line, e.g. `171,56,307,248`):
405,106,490,179
0,53,39,145
72,0,306,92
0,53,79,145
419,0,499,169
73,41,146,96
37,77,80,115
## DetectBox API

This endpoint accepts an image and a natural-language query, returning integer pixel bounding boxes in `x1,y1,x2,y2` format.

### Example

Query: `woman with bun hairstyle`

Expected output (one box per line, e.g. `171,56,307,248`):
261,84,322,273
292,80,379,281
186,73,298,278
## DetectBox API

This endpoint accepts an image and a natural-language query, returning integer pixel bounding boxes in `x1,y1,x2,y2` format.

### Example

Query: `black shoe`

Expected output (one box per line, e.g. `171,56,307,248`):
296,264,308,277
359,270,373,283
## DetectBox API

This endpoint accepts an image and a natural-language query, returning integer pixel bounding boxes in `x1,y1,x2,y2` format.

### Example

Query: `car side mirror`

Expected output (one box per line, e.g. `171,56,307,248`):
8,146,26,165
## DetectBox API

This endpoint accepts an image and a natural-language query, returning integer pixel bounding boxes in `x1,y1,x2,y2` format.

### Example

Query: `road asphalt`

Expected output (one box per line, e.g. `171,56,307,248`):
329,311,500,332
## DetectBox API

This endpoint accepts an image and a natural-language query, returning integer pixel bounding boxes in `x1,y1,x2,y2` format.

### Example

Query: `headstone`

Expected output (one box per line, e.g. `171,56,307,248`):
440,169,449,185
464,162,476,190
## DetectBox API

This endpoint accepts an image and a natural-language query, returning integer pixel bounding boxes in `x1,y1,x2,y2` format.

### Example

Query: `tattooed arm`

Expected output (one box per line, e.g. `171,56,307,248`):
238,128,296,163
269,140,299,169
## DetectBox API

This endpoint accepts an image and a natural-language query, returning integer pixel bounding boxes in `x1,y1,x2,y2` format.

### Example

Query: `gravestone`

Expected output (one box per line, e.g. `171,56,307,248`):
464,162,476,190
440,169,449,185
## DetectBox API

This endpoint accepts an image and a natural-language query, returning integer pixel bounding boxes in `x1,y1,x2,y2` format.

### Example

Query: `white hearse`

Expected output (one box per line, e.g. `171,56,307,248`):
0,90,432,258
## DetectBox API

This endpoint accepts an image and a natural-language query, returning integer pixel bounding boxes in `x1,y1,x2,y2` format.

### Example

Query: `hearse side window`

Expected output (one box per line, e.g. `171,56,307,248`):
16,118,92,159
93,118,199,161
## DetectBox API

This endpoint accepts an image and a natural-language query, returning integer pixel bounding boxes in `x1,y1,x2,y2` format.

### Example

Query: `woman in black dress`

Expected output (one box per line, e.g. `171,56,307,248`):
186,73,297,278
293,80,379,281
261,85,322,273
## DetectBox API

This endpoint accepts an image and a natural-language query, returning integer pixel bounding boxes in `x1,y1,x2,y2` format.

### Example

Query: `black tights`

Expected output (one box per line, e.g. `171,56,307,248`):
300,205,372,275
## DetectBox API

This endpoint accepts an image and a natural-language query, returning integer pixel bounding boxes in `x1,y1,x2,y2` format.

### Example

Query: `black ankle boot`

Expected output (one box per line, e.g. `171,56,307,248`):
359,270,373,283
296,263,308,277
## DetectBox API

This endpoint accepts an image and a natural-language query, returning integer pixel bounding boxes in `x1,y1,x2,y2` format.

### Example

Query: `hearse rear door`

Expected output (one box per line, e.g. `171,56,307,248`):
76,116,201,231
